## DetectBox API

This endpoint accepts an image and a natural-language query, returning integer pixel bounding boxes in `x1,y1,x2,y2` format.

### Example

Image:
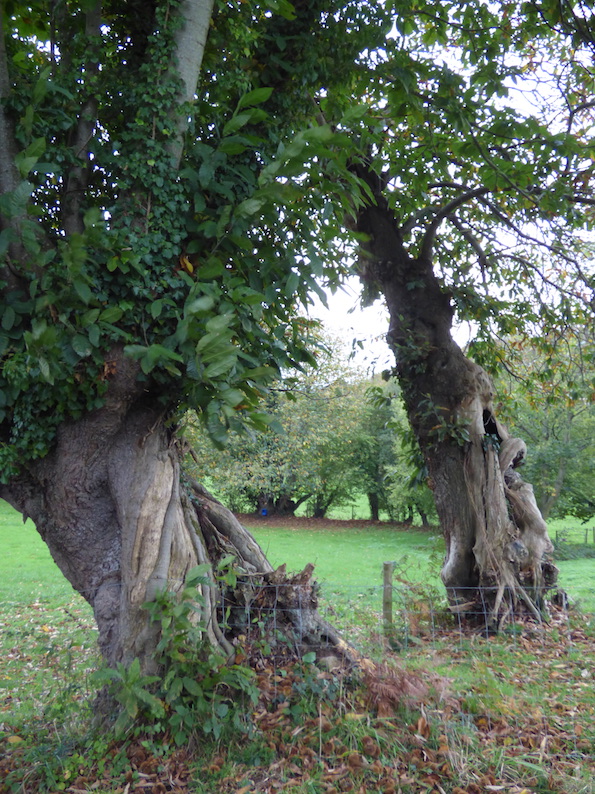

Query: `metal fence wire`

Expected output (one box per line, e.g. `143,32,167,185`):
215,572,594,657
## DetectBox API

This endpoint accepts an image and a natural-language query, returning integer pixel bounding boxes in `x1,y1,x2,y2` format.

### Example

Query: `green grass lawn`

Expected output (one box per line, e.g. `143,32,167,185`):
250,523,444,587
1,501,594,610
0,505,82,606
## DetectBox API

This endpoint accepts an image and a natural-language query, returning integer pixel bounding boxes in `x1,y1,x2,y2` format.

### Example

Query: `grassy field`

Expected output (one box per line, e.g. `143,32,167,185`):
1,501,594,612
1,500,595,793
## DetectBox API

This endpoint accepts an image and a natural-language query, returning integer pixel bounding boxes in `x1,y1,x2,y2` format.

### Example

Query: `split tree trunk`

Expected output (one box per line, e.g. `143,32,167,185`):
353,174,557,627
0,351,341,671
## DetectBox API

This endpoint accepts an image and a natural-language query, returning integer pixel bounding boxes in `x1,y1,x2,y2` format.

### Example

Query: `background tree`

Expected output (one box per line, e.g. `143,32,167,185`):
347,381,396,521
187,334,368,518
192,365,444,525
497,332,595,522
303,1,595,621
346,378,435,524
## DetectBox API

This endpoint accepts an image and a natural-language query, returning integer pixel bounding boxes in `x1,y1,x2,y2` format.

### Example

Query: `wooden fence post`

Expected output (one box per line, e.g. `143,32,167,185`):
383,561,396,640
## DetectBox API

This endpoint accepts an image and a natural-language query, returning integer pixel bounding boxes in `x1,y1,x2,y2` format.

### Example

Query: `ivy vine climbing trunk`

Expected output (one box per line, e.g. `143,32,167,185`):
2,0,364,680
352,167,557,627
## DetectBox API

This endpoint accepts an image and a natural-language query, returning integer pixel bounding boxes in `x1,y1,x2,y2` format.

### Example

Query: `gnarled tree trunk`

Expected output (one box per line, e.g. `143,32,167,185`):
0,352,342,671
352,173,557,627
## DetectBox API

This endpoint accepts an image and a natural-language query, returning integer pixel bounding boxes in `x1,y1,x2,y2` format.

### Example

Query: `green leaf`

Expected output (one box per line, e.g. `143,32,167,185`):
204,352,237,378
216,554,237,570
266,0,296,20
81,309,100,326
303,125,334,143
182,677,203,696
222,108,268,137
238,87,274,110
38,357,52,383
106,256,123,272
2,307,15,331
186,295,215,315
148,344,183,363
341,103,370,124
205,313,233,334
72,334,93,358
235,196,267,218
73,279,92,304
150,300,163,319
220,388,245,407
0,228,13,256
15,137,46,177
286,271,300,295
216,205,232,237
217,139,247,156
99,306,123,323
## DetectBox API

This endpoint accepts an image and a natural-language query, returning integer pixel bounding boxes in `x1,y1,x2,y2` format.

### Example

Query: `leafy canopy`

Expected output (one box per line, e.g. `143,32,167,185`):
0,0,377,477
1,0,594,480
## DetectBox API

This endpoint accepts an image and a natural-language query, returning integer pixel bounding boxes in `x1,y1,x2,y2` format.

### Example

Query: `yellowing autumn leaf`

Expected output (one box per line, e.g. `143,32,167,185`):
179,255,194,274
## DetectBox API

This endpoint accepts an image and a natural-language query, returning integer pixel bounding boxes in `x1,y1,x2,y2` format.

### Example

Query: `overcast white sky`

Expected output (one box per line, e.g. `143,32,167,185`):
309,276,476,374
308,277,393,373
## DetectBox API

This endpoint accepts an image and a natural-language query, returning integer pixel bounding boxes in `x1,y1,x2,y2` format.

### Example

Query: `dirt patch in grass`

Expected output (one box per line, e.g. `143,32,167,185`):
236,513,430,532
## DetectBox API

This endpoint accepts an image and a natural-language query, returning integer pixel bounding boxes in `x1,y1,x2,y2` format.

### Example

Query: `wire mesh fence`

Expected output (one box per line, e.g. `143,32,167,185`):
1,562,592,659
216,569,595,659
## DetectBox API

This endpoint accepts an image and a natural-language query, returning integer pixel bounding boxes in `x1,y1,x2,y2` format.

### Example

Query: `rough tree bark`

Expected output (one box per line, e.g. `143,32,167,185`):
352,169,557,627
0,349,344,671
368,492,380,522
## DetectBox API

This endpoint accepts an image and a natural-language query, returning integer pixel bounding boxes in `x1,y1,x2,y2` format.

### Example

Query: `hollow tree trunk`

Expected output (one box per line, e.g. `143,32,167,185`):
0,352,342,671
352,177,557,626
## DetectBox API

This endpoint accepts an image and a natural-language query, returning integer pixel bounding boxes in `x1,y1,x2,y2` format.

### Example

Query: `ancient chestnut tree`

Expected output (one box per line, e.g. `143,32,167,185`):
0,0,376,670
2,0,594,679
323,0,595,622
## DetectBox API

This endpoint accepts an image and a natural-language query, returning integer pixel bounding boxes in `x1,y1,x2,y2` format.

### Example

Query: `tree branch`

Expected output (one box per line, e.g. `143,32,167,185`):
62,1,102,237
0,15,18,198
0,12,28,290
476,194,592,291
445,213,492,270
167,0,216,170
419,187,490,262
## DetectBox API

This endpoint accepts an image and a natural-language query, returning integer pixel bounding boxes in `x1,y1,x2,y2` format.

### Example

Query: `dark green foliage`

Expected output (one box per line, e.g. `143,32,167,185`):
93,564,259,745
0,0,367,479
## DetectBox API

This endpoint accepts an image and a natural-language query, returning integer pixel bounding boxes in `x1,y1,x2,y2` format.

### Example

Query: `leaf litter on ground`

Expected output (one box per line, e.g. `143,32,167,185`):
0,599,594,794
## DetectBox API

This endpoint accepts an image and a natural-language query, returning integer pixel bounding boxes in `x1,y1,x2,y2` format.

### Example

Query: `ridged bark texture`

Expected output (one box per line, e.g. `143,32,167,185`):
0,351,346,670
352,170,557,626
